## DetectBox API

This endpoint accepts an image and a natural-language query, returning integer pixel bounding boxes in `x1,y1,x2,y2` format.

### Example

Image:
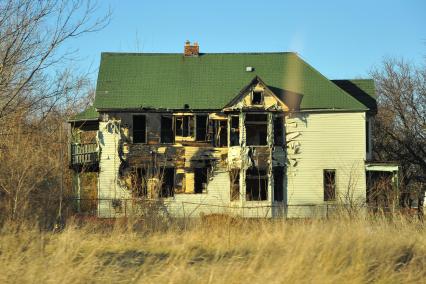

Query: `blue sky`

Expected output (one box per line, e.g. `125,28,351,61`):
67,0,426,82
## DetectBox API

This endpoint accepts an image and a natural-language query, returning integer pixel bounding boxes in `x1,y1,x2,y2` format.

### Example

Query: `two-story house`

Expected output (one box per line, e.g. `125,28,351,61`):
69,42,397,218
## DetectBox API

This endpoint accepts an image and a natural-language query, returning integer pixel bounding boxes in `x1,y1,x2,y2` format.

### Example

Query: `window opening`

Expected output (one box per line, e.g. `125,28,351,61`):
246,168,268,201
324,169,336,201
245,114,268,146
230,116,240,146
194,167,209,193
161,116,174,143
133,115,146,143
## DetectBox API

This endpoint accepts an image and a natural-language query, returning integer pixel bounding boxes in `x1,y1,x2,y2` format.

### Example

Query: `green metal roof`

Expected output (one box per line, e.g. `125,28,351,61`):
68,106,99,122
94,52,369,111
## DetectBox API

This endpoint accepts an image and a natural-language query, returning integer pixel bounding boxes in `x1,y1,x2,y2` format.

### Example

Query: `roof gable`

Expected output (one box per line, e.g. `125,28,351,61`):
224,76,289,111
94,52,368,111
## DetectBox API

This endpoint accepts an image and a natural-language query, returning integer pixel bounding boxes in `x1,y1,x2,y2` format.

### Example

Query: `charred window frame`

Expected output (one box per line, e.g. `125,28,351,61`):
273,167,284,202
246,168,268,201
175,115,195,140
196,114,208,141
273,116,284,146
160,167,175,197
251,90,264,105
245,114,268,146
194,167,209,194
174,170,185,193
230,169,240,201
133,115,146,143
230,115,240,146
133,167,147,197
161,115,174,144
212,119,228,147
324,169,336,201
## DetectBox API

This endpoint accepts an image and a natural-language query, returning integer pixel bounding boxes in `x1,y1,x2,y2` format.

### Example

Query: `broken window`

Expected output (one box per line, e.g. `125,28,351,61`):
273,116,284,146
133,167,147,197
230,169,240,201
160,167,175,197
246,168,268,201
194,167,209,193
133,115,146,143
230,116,240,146
213,120,228,147
324,169,336,201
196,114,208,141
174,170,185,193
273,167,284,202
175,115,194,140
161,116,174,143
245,114,268,146
252,90,263,105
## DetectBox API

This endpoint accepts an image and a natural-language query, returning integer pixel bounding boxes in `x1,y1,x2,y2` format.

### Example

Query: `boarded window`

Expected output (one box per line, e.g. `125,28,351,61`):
175,115,194,138
324,170,336,201
196,115,208,141
213,120,228,147
245,114,268,146
230,116,240,146
230,169,240,201
161,116,174,143
133,115,146,143
160,168,175,197
252,91,263,105
273,116,284,146
273,167,284,201
246,168,268,201
194,167,208,193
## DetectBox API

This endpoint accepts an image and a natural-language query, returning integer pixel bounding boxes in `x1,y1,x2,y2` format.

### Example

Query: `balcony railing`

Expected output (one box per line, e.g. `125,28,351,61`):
70,143,99,167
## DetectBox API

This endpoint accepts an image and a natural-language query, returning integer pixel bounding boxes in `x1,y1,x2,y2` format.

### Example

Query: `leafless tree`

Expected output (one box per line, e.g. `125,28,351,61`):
0,0,110,120
371,58,425,212
0,0,110,223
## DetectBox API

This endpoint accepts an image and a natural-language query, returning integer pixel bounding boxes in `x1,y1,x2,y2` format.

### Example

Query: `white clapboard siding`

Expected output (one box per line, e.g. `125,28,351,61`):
286,111,367,218
98,121,130,218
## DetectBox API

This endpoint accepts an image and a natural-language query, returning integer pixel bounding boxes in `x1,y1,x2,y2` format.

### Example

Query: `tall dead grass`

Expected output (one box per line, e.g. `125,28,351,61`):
0,215,425,284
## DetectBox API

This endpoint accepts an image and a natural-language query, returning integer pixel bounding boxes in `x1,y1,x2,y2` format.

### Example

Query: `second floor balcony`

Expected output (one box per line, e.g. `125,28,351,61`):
70,143,99,170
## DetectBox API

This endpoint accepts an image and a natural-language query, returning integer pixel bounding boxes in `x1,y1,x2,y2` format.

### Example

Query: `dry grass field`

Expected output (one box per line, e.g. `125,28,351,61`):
0,215,425,284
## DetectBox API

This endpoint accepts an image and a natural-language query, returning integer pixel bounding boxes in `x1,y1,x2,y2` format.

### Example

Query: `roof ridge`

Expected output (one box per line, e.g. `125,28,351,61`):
332,78,374,81
101,51,297,56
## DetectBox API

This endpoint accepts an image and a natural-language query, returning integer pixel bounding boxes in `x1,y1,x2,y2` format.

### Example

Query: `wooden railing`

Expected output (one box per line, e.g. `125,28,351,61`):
70,143,98,166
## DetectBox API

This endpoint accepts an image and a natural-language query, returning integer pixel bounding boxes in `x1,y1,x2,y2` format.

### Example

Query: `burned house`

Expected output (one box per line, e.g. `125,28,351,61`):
69,42,393,218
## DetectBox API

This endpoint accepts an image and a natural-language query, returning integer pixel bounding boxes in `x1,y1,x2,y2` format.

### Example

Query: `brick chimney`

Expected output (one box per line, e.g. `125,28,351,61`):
184,40,199,56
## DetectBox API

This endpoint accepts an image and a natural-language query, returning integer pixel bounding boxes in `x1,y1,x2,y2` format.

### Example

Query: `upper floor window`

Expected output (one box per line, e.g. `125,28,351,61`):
273,116,284,146
195,114,208,141
161,115,174,143
211,119,228,147
230,115,240,146
175,115,195,141
245,114,268,146
133,115,146,143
